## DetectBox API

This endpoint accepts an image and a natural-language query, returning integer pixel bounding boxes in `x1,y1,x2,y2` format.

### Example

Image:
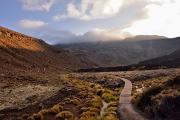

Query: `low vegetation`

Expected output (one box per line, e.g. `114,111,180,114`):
2,68,179,120
133,76,180,119
55,111,74,120
50,104,63,114
22,73,122,120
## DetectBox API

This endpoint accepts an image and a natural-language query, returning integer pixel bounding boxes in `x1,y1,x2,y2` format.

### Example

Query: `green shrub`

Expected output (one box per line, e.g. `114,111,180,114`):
102,92,118,103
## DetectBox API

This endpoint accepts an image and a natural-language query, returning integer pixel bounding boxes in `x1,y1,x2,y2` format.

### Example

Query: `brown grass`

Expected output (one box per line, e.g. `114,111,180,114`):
55,111,74,120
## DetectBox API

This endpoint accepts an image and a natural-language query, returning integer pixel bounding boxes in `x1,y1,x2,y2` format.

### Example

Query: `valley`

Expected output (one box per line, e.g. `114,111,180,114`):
0,26,180,120
1,0,180,119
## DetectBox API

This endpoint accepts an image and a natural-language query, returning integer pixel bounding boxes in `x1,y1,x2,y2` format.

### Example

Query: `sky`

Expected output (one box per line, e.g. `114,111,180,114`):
0,0,180,44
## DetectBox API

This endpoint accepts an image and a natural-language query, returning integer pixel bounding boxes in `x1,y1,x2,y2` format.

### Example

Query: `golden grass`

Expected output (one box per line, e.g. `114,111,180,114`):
50,104,63,114
65,97,81,105
56,111,74,120
38,109,50,116
26,73,122,120
79,111,98,120
102,113,118,120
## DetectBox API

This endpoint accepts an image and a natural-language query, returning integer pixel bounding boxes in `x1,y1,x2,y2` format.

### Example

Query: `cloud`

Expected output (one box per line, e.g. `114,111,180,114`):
17,19,48,29
123,0,180,38
16,0,180,43
39,29,78,44
37,27,132,44
20,0,56,12
53,0,124,21
52,0,180,38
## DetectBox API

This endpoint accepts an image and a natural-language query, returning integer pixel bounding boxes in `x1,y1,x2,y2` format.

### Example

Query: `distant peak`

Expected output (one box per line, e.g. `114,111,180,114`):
124,35,167,41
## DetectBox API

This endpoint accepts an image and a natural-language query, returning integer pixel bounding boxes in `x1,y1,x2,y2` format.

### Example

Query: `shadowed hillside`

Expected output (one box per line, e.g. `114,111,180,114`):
56,37,180,67
77,48,180,72
138,48,180,68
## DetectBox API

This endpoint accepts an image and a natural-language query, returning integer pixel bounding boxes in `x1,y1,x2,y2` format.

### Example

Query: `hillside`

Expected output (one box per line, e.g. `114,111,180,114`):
56,37,180,67
0,26,96,73
138,48,180,68
77,48,180,72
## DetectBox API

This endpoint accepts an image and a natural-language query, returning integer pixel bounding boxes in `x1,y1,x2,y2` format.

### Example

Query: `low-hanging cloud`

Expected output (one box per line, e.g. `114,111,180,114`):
36,28,132,44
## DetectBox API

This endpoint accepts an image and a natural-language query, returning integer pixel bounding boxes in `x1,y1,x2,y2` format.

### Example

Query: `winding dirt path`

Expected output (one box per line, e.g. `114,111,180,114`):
118,78,146,120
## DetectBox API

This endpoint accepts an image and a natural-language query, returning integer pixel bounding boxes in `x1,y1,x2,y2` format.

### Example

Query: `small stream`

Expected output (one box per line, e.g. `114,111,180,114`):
100,100,109,118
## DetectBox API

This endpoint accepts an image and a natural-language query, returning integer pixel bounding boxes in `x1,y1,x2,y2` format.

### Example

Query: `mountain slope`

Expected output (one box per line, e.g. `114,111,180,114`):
56,37,180,67
0,26,96,73
138,48,180,68
78,48,180,72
